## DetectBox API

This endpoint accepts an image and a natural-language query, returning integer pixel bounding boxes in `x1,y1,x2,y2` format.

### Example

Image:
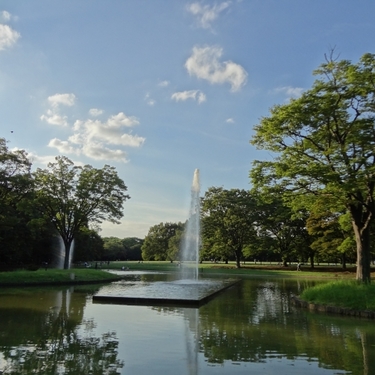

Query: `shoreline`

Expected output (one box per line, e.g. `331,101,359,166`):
291,295,375,319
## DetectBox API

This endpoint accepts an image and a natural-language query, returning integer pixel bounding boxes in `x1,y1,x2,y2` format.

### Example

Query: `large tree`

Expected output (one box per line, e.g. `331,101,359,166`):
141,222,183,261
201,187,257,268
33,156,130,269
250,52,375,282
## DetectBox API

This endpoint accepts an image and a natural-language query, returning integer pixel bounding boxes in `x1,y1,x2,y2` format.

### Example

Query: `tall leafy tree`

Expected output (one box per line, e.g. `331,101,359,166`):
141,222,183,261
251,53,375,282
33,156,130,269
201,187,257,268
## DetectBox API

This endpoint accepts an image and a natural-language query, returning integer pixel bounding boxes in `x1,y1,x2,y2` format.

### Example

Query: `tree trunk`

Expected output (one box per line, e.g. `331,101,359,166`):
234,249,241,268
352,222,371,283
63,239,72,270
309,254,315,269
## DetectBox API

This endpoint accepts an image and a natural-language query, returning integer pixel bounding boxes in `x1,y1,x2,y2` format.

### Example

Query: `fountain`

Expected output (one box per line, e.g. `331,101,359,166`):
93,169,239,307
180,168,201,280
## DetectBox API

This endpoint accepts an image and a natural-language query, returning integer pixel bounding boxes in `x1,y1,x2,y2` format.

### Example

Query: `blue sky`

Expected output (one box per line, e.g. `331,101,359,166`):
1,1,375,239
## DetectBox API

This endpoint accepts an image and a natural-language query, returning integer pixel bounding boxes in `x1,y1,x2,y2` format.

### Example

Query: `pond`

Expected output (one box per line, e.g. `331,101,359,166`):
0,272,374,375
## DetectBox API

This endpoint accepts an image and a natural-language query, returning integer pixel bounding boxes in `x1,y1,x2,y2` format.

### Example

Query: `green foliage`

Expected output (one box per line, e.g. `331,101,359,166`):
74,228,104,262
141,222,184,261
32,156,130,269
253,192,310,265
301,280,375,310
201,187,257,268
250,52,375,282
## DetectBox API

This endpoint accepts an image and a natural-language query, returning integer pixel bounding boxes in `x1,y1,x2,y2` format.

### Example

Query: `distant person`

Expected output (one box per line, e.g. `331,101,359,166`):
297,262,302,271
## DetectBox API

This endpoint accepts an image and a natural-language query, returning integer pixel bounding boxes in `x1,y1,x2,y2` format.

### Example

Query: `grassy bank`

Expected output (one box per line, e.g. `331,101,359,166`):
0,268,121,286
300,280,375,311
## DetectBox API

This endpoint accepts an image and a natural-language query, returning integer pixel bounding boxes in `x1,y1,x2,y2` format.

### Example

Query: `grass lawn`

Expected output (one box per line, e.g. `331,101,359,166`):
0,268,121,286
300,280,375,311
105,260,361,280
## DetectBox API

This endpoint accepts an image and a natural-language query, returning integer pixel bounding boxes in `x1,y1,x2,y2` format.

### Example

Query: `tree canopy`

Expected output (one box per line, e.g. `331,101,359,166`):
201,187,257,268
33,156,130,269
250,52,375,282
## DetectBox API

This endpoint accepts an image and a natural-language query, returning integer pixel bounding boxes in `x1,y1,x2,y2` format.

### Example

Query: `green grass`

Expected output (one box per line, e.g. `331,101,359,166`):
108,260,356,279
300,280,375,310
0,268,121,286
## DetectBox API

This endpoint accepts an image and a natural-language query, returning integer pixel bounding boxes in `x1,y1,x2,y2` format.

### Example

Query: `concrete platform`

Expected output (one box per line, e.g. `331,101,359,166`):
93,279,240,308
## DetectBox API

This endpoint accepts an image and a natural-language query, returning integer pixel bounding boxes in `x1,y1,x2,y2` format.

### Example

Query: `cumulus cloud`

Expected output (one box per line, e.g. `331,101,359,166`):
40,110,69,127
0,24,20,50
41,94,145,162
171,90,206,104
273,86,304,99
89,108,103,117
40,93,76,127
226,118,235,124
187,2,230,29
185,45,247,92
48,93,76,107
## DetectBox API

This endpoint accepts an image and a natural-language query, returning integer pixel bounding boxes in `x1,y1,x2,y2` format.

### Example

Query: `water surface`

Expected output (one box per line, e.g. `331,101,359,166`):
0,273,374,375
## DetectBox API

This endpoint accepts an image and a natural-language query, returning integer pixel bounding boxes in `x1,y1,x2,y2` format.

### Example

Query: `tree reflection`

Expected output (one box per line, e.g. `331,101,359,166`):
0,288,123,374
197,279,375,374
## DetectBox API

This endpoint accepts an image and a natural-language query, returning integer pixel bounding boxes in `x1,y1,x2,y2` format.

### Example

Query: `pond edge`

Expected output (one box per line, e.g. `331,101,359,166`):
291,295,375,319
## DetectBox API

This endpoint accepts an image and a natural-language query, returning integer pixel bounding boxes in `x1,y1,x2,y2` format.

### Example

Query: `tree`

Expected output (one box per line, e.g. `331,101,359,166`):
201,187,257,268
103,236,126,260
251,53,375,282
0,138,33,266
253,193,310,266
141,222,183,261
33,156,130,269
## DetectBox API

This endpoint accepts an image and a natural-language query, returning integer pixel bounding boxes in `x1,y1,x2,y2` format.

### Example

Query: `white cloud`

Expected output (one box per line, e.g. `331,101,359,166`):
73,116,144,147
48,138,78,154
273,86,304,98
171,90,206,104
226,118,235,124
81,142,128,162
42,93,144,162
40,93,76,127
158,80,170,87
145,93,156,106
89,108,103,117
0,24,20,51
185,46,247,92
40,110,69,127
1,11,11,22
187,2,231,29
48,93,76,107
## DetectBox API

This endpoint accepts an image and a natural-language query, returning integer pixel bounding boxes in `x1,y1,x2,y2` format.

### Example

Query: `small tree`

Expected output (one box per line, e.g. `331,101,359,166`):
33,156,130,269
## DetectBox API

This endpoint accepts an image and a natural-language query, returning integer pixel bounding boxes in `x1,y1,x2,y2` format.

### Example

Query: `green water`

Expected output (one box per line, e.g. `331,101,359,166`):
0,275,374,375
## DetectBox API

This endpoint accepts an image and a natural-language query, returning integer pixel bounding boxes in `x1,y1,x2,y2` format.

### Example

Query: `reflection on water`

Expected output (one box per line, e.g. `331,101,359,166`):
0,276,374,375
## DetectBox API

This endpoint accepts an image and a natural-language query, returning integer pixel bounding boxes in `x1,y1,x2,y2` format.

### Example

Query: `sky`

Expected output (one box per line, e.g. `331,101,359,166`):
1,1,375,239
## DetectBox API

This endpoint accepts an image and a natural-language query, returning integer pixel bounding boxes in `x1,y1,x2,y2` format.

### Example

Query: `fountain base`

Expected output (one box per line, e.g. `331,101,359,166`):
93,279,240,308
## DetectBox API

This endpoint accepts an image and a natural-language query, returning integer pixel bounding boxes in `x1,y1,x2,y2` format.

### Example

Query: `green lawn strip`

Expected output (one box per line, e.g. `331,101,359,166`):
300,280,375,311
0,269,121,286
109,261,355,279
